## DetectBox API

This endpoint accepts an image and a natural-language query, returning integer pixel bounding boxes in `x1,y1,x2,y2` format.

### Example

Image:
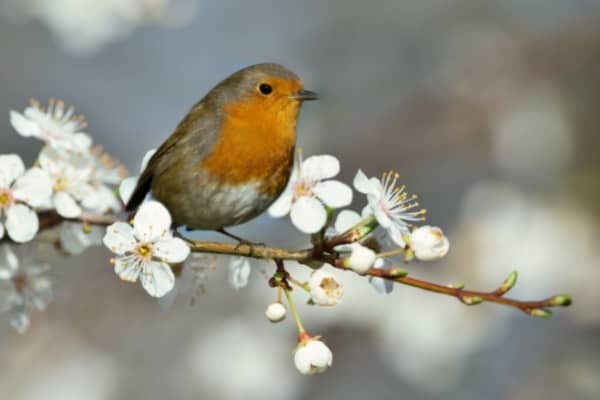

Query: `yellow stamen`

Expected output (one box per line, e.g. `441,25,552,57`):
53,176,69,192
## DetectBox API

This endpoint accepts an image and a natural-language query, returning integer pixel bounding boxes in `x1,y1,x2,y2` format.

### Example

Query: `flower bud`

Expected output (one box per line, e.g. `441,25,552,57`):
548,294,572,307
308,269,343,306
344,244,376,274
529,308,552,318
265,302,286,323
294,336,333,375
409,226,450,261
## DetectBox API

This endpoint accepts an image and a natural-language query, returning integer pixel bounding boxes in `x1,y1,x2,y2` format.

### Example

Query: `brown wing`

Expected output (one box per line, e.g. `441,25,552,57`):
125,99,221,211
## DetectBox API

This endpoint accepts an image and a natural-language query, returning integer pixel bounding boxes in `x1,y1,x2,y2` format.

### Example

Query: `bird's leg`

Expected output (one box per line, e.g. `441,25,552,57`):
216,228,265,251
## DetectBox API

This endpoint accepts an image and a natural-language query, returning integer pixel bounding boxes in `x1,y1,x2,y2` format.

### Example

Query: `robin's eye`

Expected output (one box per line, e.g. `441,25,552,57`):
259,83,273,95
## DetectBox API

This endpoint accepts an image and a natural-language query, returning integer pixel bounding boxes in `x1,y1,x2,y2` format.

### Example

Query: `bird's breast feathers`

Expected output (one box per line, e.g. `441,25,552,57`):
200,97,299,196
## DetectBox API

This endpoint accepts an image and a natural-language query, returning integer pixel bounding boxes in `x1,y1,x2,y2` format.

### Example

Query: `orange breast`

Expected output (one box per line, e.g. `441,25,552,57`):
201,96,299,196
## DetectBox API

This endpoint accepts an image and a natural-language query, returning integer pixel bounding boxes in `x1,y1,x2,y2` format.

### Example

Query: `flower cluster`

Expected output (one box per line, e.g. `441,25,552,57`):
1,100,126,248
1,107,453,372
0,245,53,333
1,99,571,380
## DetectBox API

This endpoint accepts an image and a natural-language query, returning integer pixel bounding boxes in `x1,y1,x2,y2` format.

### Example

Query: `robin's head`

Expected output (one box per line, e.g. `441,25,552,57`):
208,63,318,118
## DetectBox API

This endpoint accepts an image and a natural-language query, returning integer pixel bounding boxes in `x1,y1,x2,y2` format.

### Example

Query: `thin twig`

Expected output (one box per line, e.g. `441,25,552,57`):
16,210,573,317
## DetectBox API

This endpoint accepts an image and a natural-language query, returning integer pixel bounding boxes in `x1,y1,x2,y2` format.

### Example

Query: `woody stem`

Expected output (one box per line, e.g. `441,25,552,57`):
18,210,572,317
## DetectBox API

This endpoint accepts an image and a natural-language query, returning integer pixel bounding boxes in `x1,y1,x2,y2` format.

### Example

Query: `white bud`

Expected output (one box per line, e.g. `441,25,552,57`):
346,244,376,274
294,337,333,375
409,226,450,261
308,269,343,306
265,302,286,323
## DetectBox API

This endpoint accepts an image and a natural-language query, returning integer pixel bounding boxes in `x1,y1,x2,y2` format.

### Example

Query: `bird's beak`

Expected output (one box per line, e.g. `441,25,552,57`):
290,89,319,101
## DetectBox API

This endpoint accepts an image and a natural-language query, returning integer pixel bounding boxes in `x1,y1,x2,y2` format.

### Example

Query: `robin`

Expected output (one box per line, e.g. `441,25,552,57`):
125,63,318,240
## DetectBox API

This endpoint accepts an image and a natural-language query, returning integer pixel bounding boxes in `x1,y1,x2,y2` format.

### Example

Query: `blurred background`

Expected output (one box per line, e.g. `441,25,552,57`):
1,0,600,399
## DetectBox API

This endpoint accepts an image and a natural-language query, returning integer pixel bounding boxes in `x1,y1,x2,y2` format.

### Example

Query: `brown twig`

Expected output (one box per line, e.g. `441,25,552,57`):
37,210,121,231
361,266,570,317
12,210,573,317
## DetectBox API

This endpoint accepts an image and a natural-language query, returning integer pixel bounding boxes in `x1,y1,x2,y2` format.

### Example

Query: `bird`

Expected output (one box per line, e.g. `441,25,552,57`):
125,63,318,241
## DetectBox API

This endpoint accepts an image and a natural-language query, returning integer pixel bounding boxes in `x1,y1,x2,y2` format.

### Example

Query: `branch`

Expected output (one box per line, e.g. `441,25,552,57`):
340,262,572,317
37,210,121,231
24,210,572,317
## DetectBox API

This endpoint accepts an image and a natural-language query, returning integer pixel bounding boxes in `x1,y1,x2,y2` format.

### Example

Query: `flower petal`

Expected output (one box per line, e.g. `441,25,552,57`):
140,149,157,171
154,236,190,263
71,133,92,152
370,197,392,229
0,222,4,242
10,111,41,139
0,245,18,280
29,276,53,310
228,257,251,289
140,261,175,298
54,192,82,218
9,302,30,334
334,210,362,234
60,222,103,255
268,191,293,218
0,154,25,188
387,223,407,247
119,176,138,205
94,184,121,213
37,146,62,175
353,169,375,195
103,222,136,255
369,276,394,294
313,180,353,208
69,182,98,208
5,204,38,243
369,259,394,294
11,167,53,207
133,201,172,243
290,196,327,234
114,255,143,282
302,155,340,181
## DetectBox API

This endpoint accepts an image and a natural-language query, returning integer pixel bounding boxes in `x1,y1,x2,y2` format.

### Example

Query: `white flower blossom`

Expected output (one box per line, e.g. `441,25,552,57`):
10,99,91,153
333,209,362,235
410,226,450,261
265,302,286,323
346,244,376,274
89,146,128,185
4,0,198,55
228,256,251,290
59,222,104,255
354,169,426,246
294,336,333,375
38,146,99,218
0,245,53,333
368,258,394,294
119,148,156,204
158,254,215,311
103,201,190,297
269,153,352,234
92,182,121,214
0,154,52,243
308,269,343,306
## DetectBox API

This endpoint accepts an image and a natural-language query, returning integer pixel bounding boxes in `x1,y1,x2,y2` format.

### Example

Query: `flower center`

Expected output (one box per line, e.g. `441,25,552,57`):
293,180,313,200
44,129,60,141
53,176,69,192
320,277,342,299
135,243,153,261
0,189,14,209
